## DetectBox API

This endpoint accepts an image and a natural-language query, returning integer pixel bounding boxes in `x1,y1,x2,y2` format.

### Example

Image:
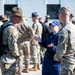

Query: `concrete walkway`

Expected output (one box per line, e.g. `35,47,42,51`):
16,65,42,75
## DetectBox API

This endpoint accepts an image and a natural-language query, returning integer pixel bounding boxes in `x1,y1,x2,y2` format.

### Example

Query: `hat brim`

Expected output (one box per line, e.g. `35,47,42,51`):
51,22,60,27
11,13,22,17
30,16,39,18
51,23,56,26
0,18,8,22
2,19,8,22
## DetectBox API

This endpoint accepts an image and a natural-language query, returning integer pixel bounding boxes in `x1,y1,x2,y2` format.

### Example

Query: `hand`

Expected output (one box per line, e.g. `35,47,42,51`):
55,58,61,62
47,43,54,48
54,57,65,62
34,35,41,42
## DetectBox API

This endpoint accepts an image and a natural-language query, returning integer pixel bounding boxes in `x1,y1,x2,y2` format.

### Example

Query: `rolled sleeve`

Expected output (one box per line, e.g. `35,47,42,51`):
8,26,19,57
54,30,68,60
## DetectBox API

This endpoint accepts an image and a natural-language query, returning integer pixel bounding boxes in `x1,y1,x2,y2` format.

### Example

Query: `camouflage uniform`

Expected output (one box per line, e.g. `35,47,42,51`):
30,21,42,70
0,20,19,75
15,21,34,73
54,22,75,75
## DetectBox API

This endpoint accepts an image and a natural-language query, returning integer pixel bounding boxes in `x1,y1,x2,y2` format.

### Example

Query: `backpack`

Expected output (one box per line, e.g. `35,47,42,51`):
0,24,13,57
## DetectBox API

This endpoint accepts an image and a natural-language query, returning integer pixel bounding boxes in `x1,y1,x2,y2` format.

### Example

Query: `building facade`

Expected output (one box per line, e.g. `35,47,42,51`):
0,0,75,25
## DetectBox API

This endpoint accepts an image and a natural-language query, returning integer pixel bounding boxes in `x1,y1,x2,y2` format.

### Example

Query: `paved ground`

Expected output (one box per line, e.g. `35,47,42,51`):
16,65,42,75
22,70,41,75
15,60,75,75
23,65,42,75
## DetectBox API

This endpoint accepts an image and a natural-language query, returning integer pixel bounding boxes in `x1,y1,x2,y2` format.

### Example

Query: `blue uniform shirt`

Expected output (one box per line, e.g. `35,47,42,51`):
39,32,60,62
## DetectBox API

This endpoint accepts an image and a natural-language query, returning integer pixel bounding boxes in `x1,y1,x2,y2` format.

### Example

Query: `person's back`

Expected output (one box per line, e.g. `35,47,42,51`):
3,20,19,56
0,7,23,75
41,22,50,42
15,19,34,73
15,22,34,43
0,19,19,75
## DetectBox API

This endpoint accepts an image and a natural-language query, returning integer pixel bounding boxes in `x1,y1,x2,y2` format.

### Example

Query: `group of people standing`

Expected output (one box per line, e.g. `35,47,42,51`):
0,6,75,75
33,6,75,75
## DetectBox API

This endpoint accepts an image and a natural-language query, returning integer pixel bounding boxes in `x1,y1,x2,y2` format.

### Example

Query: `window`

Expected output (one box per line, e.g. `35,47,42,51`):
47,4,60,19
4,4,18,18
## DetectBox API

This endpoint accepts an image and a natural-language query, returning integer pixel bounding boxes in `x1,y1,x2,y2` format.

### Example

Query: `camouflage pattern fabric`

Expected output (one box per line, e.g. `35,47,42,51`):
30,21,42,64
0,20,19,75
54,22,75,75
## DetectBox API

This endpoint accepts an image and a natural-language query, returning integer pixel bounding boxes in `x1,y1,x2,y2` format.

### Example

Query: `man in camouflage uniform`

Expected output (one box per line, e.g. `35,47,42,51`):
0,7,21,75
54,7,75,75
0,15,8,24
10,8,35,74
16,17,34,74
30,12,42,71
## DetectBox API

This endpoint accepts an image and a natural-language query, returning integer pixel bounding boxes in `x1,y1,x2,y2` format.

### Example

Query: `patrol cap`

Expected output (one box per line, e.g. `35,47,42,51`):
0,15,8,22
51,20,60,27
58,7,70,14
11,7,22,17
45,15,50,19
31,12,38,18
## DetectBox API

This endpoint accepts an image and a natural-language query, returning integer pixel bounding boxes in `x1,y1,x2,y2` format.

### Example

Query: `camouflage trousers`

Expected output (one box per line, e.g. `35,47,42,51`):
18,41,30,68
61,56,75,75
61,68,73,75
40,47,46,61
0,54,16,75
30,44,40,64
1,63,16,75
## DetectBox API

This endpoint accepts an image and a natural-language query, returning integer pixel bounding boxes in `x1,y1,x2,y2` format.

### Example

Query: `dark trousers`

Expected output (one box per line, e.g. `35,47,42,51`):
42,59,60,75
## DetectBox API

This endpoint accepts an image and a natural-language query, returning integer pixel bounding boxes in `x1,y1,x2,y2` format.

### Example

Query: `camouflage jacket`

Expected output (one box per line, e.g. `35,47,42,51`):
15,21,35,44
3,20,19,57
54,22,75,60
31,21,42,45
